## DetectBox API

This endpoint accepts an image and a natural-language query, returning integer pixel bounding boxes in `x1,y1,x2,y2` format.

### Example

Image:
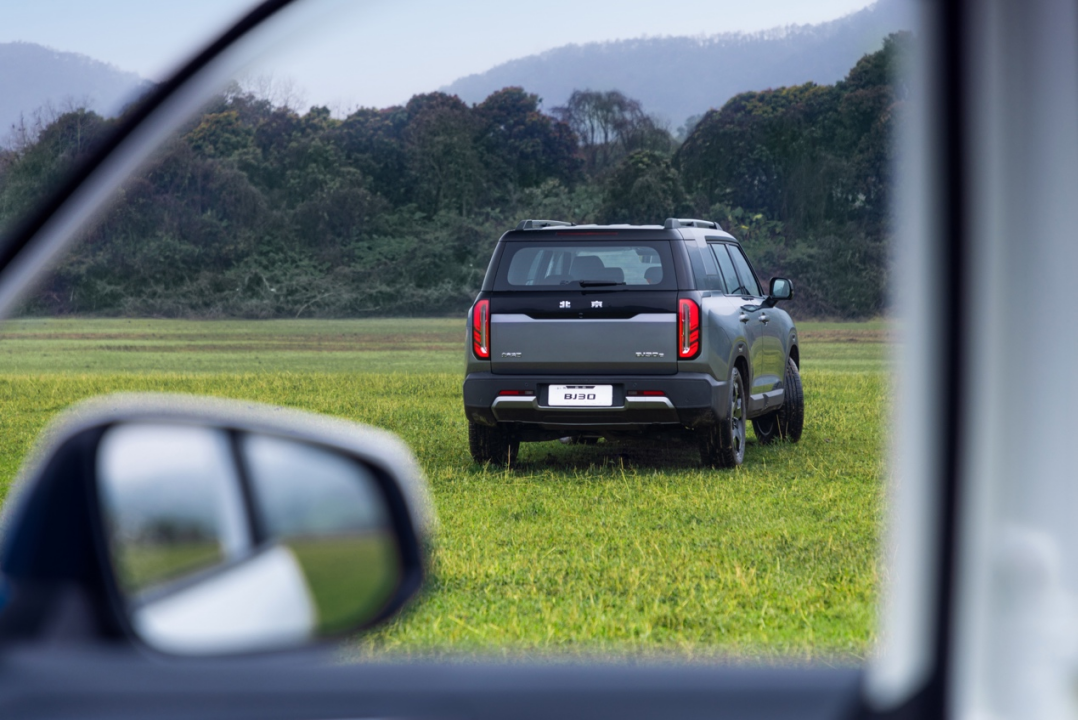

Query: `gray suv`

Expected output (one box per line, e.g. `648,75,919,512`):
463,218,803,467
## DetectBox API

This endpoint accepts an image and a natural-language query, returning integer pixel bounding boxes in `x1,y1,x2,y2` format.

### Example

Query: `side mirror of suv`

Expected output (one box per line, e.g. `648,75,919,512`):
0,395,431,656
764,277,793,307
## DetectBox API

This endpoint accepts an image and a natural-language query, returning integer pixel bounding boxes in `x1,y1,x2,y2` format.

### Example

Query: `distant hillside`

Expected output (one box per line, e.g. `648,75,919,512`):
0,42,149,145
442,0,913,126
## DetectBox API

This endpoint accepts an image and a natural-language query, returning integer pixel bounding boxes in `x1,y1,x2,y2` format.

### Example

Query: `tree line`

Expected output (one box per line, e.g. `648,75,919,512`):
0,33,910,319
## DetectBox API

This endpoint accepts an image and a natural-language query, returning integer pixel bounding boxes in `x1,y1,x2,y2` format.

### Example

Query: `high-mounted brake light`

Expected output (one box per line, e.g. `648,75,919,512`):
678,298,700,359
472,299,490,359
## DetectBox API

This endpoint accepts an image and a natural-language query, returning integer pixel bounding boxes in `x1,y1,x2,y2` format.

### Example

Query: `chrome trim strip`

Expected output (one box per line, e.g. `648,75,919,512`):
624,397,676,410
490,397,539,411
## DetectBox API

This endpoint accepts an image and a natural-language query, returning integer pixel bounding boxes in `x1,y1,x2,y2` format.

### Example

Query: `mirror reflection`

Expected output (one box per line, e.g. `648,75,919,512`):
97,423,249,595
242,435,400,635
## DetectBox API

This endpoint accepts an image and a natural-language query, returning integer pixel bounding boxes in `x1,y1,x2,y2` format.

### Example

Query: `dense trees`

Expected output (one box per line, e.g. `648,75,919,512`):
675,32,910,315
599,150,686,225
0,35,908,319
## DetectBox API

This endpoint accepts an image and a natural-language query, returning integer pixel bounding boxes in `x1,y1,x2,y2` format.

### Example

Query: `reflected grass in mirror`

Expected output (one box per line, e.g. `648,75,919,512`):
116,541,223,596
288,534,400,635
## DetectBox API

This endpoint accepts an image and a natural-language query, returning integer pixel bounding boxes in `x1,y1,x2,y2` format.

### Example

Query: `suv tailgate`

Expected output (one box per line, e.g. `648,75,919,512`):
490,291,677,374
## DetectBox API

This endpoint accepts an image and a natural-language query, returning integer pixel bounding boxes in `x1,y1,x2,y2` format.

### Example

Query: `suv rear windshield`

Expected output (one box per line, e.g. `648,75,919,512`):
494,241,676,291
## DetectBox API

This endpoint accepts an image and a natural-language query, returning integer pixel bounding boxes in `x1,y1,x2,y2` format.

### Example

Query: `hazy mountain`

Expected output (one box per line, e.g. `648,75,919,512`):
442,0,913,127
0,42,149,145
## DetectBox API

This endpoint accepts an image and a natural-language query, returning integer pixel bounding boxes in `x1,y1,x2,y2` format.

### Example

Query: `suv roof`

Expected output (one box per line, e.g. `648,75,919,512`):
516,217,722,231
505,219,738,243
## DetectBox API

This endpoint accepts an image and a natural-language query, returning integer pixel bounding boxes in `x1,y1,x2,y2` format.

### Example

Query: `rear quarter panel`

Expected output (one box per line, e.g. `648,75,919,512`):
677,292,749,384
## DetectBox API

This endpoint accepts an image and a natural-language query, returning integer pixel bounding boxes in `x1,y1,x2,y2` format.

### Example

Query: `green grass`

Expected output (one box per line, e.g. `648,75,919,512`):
0,317,888,661
0,318,466,373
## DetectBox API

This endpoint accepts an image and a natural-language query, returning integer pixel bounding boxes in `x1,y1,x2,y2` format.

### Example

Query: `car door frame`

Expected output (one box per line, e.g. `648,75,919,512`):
713,240,784,414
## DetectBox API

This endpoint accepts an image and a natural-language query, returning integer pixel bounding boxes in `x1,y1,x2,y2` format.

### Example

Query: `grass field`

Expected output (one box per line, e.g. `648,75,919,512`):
0,317,889,662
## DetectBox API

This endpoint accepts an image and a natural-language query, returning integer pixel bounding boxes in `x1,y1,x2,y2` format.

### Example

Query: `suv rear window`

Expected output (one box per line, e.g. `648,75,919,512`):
494,241,676,290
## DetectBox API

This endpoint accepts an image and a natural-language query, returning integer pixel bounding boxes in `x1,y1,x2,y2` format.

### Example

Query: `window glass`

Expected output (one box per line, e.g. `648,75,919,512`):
709,243,740,295
2,0,920,667
0,2,264,238
727,244,762,296
496,242,675,290
684,242,725,292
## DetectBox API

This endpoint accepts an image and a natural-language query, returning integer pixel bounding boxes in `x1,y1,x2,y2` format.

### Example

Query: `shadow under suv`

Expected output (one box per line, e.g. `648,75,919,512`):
463,218,803,468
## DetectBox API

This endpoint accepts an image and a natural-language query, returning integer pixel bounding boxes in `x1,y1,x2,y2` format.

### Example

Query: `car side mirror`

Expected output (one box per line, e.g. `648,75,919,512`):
0,395,431,656
764,277,793,307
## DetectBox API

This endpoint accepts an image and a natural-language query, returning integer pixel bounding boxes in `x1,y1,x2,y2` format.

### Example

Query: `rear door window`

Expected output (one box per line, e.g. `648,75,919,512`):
495,241,677,290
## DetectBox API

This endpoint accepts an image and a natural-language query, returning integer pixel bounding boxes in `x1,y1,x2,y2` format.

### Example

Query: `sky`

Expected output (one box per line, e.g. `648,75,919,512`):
2,0,879,110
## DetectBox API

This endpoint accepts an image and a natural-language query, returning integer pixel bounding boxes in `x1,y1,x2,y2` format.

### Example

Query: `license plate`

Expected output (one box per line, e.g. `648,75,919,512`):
548,384,613,407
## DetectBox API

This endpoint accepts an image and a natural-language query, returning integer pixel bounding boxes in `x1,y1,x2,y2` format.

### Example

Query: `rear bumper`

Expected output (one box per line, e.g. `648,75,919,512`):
462,372,724,429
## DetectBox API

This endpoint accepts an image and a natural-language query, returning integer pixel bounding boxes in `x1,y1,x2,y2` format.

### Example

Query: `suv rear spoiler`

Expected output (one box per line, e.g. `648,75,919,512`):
516,220,574,230
663,218,719,230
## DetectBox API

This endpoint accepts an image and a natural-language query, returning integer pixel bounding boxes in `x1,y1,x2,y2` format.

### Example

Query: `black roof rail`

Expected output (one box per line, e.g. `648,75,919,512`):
663,218,719,230
516,219,574,230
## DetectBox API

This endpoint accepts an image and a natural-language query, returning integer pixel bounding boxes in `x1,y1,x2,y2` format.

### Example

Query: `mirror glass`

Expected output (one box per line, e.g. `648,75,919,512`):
97,423,250,595
96,422,402,654
771,277,792,299
242,435,401,635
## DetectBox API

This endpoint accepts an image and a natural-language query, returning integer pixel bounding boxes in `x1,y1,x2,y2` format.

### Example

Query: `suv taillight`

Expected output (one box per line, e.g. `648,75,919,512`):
472,299,490,358
678,298,700,359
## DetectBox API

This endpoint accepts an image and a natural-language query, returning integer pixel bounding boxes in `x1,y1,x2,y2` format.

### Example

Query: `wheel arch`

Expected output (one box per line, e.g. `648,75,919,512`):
730,336,751,390
713,341,751,424
733,352,750,381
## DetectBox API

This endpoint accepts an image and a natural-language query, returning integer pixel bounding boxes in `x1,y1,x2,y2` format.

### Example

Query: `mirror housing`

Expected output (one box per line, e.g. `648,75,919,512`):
764,277,793,307
0,394,432,656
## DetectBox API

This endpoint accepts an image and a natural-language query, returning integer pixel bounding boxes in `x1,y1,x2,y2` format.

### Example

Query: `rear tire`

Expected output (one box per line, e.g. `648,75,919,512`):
469,422,519,466
752,357,804,444
700,366,747,468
